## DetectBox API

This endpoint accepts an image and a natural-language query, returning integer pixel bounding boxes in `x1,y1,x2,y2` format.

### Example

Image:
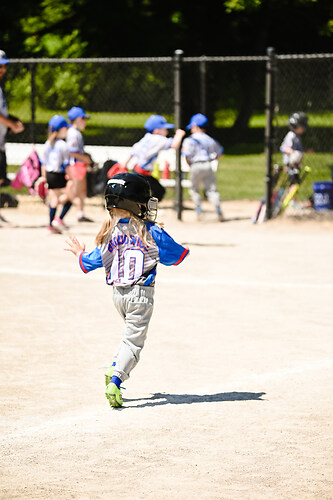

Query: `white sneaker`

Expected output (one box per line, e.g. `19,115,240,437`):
52,216,69,230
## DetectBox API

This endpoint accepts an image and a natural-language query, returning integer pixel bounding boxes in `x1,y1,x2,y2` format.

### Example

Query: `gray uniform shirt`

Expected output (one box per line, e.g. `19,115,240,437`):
131,133,173,172
66,126,85,162
43,139,70,173
182,132,223,164
280,131,304,166
0,87,9,152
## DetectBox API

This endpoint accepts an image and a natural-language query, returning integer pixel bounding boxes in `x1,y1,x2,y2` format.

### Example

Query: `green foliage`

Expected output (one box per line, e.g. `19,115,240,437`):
22,0,73,36
5,69,31,103
224,0,261,13
319,19,333,37
24,31,86,58
34,61,101,109
14,0,93,109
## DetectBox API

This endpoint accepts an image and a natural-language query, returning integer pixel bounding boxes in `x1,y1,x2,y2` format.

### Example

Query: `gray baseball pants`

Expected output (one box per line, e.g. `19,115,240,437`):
190,161,222,212
112,285,155,381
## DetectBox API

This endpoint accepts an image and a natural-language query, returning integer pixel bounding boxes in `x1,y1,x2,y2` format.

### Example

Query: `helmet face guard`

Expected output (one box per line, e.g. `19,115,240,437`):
105,174,158,221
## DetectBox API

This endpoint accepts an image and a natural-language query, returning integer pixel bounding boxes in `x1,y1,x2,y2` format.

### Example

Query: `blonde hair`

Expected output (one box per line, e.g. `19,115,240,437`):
95,208,155,247
48,130,59,148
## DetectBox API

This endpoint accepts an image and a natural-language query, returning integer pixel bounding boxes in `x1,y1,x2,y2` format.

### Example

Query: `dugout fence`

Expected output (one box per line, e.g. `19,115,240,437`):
3,50,333,219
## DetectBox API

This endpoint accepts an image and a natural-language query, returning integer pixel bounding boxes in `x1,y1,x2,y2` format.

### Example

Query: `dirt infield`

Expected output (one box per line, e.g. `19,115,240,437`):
1,197,333,499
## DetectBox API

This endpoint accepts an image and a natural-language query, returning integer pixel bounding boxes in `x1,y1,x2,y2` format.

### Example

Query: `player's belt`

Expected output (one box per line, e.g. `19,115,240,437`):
133,165,152,176
191,159,211,164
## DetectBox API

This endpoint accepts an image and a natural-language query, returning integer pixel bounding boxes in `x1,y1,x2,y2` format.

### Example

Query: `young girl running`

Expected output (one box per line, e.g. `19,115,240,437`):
42,115,73,233
65,173,189,408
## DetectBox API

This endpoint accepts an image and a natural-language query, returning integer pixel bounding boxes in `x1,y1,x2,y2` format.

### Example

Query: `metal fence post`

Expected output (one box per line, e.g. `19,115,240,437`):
30,63,36,144
264,47,276,220
174,49,184,221
199,57,207,115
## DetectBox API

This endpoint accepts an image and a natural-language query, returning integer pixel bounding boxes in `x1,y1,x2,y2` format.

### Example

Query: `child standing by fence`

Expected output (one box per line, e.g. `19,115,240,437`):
182,113,224,222
280,112,308,183
42,115,72,233
65,173,189,407
280,112,308,209
66,106,94,222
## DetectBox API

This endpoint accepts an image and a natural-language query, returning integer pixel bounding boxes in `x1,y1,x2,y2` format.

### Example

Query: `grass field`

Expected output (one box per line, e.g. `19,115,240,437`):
10,103,333,129
5,103,333,202
5,152,332,202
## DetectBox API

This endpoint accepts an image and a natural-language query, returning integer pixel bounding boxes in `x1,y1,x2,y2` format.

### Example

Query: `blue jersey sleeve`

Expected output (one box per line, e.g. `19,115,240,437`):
79,247,103,273
149,225,189,266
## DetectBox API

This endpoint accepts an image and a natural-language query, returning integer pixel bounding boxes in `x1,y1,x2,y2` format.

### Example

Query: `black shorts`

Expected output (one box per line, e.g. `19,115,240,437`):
46,171,67,189
0,150,7,181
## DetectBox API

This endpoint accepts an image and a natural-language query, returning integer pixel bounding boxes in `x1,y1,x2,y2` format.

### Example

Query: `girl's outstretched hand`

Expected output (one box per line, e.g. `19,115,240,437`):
65,235,86,257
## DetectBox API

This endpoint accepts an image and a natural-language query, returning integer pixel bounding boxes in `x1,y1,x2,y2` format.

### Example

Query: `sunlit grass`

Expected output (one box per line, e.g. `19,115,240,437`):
6,153,332,201
10,102,333,129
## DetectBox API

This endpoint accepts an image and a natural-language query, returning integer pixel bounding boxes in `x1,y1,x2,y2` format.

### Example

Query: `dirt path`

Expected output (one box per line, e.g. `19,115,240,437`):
1,197,332,499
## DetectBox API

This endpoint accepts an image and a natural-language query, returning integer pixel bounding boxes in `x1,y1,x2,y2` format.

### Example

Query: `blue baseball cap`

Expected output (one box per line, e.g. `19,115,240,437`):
0,50,9,64
144,115,174,133
48,115,68,132
67,106,90,121
186,113,208,130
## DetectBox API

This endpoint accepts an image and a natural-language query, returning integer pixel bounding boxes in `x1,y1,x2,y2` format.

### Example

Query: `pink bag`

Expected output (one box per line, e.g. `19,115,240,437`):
11,150,47,200
11,150,41,194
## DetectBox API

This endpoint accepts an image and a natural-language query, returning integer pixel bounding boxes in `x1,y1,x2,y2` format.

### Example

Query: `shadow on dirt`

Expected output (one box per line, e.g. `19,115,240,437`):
123,391,266,408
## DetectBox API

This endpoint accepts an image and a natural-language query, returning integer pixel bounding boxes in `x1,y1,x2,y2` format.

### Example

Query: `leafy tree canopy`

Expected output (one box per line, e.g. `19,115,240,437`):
1,0,332,57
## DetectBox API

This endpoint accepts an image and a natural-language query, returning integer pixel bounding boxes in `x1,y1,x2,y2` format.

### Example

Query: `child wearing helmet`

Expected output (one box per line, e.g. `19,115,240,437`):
280,112,308,185
65,172,189,408
123,114,185,201
42,115,73,233
182,113,224,222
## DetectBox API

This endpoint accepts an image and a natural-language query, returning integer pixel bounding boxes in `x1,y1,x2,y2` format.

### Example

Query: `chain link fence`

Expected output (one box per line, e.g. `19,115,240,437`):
4,58,175,146
2,51,332,216
272,54,333,203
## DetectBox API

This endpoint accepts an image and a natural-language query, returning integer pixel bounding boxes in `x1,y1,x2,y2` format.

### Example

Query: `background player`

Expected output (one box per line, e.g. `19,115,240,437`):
123,114,185,201
0,50,24,225
42,115,72,233
280,112,308,208
0,50,24,189
66,106,94,223
182,113,224,221
65,173,189,408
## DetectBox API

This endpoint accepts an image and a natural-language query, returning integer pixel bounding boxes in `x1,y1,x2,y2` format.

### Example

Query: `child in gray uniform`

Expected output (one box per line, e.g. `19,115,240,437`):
280,112,308,185
65,173,189,408
123,114,185,201
182,113,224,221
280,112,308,208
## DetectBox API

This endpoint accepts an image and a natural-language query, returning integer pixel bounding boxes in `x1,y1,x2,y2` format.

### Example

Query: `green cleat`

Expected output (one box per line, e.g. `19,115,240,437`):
105,382,123,408
104,365,114,386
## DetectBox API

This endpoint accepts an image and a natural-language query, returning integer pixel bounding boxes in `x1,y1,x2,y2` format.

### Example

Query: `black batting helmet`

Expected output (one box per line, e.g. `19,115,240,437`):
105,173,157,220
288,112,308,130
